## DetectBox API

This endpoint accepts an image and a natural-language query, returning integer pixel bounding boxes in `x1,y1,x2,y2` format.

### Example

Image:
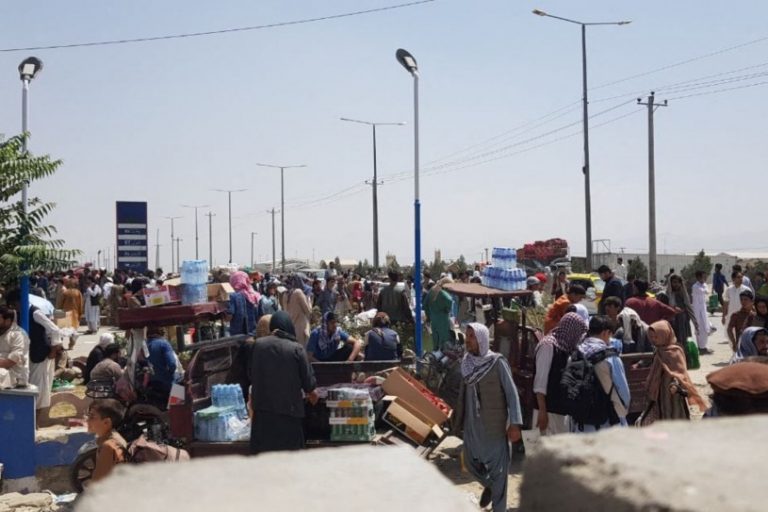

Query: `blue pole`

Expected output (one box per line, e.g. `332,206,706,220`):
414,200,422,356
412,71,422,356
19,79,30,333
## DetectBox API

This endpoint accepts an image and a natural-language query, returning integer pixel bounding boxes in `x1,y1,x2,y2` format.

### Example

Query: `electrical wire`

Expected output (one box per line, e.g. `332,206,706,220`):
590,34,768,91
0,0,436,52
666,79,768,101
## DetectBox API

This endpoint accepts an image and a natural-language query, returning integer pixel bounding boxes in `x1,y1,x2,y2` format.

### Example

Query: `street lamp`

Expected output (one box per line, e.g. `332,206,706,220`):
395,48,423,357
17,56,43,333
532,9,630,271
213,189,246,264
163,216,182,273
340,117,405,271
181,204,209,260
255,163,306,273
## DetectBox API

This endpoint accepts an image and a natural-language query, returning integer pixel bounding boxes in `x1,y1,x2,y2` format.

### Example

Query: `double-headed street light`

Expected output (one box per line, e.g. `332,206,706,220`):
533,9,630,271
17,56,43,333
340,117,405,271
255,163,306,273
395,48,423,357
213,189,247,264
181,204,209,260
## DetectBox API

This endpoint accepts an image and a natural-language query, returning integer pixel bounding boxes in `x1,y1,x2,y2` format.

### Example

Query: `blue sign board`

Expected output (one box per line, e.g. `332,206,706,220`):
115,201,148,273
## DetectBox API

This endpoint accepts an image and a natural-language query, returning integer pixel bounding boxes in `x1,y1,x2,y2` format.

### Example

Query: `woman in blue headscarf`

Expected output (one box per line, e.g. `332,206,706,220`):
731,327,768,364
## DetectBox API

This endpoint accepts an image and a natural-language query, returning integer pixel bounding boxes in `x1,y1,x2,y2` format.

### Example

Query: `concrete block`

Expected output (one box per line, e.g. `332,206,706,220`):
519,416,768,512
77,446,476,512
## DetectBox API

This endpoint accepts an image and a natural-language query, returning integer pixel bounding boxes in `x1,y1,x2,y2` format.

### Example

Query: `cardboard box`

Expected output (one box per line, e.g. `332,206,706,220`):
382,368,451,426
145,286,172,307
382,396,444,445
207,283,234,302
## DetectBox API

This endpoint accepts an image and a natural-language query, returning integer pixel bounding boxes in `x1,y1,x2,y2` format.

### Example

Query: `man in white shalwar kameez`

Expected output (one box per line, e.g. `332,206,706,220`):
691,271,711,352
84,279,102,333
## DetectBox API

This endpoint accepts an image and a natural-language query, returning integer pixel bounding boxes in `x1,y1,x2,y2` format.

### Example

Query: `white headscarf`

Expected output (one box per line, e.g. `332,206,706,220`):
573,304,590,325
99,332,115,348
461,323,502,385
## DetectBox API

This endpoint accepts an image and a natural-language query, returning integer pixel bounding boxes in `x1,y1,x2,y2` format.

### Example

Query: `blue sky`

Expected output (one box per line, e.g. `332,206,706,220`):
2,0,768,269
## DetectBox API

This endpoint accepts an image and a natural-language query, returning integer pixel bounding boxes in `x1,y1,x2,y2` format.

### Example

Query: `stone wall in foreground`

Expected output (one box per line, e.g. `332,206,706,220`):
520,416,766,512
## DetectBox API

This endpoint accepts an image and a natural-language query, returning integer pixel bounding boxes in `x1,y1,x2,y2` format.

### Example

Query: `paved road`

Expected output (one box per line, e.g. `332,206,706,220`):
689,310,734,399
69,325,122,360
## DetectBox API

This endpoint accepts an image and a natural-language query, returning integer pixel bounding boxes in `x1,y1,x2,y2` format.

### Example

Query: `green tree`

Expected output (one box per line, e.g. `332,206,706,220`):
628,258,648,281
455,255,468,275
681,250,713,285
428,258,444,279
0,134,78,286
319,260,328,269
334,256,341,270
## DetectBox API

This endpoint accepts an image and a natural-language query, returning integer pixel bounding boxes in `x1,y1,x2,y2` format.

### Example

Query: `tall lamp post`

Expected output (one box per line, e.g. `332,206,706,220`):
250,232,258,269
395,48,423,357
163,216,181,274
17,56,43,333
255,164,306,273
181,204,209,260
532,9,630,271
213,189,246,264
340,117,405,270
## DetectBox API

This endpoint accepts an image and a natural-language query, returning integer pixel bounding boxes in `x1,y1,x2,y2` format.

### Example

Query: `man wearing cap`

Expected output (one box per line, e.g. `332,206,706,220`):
521,277,544,308
706,362,768,416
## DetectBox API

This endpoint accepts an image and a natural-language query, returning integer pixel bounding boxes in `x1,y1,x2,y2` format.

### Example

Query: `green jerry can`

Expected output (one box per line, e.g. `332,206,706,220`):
684,337,701,370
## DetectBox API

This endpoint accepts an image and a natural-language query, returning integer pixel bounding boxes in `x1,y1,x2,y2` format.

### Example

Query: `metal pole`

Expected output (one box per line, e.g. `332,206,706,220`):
228,192,233,264
175,237,181,267
281,168,286,273
170,219,175,274
372,124,380,270
269,208,276,273
19,79,30,332
413,72,423,357
251,232,255,268
582,24,593,272
206,212,214,268
155,228,160,271
648,93,656,283
194,207,199,259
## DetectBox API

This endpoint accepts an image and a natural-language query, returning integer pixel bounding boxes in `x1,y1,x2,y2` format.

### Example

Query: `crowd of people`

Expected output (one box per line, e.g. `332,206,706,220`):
3,259,768,508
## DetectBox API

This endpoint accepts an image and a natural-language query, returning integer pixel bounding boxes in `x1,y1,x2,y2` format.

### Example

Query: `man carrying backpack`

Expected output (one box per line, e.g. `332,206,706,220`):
562,316,631,433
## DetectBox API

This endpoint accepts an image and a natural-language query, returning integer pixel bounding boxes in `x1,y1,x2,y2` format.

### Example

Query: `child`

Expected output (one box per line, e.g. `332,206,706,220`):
728,290,756,351
86,399,127,483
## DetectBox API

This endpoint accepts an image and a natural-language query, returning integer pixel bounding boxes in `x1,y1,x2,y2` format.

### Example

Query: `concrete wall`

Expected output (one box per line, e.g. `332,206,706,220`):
77,446,475,512
519,416,767,511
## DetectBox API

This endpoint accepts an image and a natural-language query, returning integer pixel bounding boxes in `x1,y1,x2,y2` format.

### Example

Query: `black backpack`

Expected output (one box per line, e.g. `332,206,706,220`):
560,348,619,430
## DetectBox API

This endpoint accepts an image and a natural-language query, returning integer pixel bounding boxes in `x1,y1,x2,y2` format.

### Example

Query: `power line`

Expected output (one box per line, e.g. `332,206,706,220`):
0,0,436,52
666,79,768,101
590,34,768,91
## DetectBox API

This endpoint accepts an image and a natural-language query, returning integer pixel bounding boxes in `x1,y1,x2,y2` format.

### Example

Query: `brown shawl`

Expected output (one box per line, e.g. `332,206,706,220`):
646,321,709,411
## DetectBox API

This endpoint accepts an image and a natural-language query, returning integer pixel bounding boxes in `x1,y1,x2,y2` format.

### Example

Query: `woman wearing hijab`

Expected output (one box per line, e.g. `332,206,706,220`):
454,323,522,512
666,274,698,346
749,296,768,329
424,276,455,351
247,311,318,454
731,326,768,364
533,312,587,435
227,271,260,337
283,275,312,347
639,320,709,425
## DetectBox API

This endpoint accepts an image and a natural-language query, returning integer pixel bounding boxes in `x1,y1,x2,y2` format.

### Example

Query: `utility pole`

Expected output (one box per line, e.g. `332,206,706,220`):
250,232,257,269
484,248,489,263
175,237,182,269
255,164,306,273
205,212,215,268
182,204,209,260
267,208,277,273
164,216,181,274
637,91,668,284
155,228,160,271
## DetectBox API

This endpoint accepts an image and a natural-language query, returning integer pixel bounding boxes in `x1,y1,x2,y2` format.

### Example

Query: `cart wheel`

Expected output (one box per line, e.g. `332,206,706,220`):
70,447,97,493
